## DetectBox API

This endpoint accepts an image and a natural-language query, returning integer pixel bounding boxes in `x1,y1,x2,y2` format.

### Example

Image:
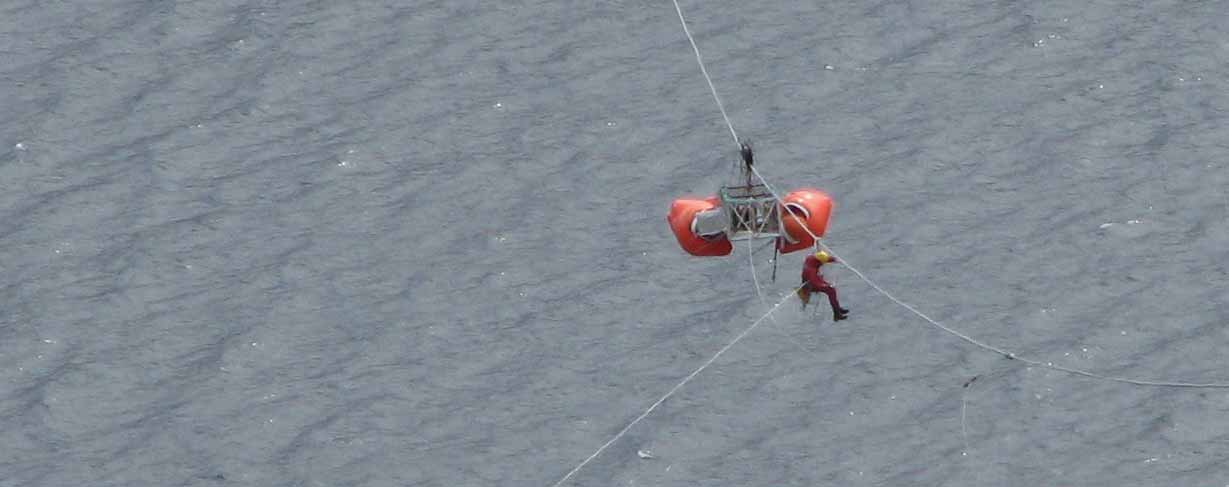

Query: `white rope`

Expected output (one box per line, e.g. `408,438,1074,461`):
549,284,804,487
748,230,818,356
551,5,757,485
748,235,780,328
672,0,739,146
748,166,1229,388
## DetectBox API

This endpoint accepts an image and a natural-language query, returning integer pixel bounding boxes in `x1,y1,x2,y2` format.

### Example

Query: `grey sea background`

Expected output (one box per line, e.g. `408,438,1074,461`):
3,1,1228,486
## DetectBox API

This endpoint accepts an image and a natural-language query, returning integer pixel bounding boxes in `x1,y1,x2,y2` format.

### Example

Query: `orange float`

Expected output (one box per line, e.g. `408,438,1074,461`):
667,196,733,256
776,188,833,254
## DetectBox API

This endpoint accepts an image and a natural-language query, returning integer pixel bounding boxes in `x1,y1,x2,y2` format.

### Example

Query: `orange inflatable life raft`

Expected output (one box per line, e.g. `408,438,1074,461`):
667,196,733,256
776,188,833,254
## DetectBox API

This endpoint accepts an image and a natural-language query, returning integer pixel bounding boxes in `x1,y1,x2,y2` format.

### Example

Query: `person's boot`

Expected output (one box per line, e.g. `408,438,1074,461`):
833,310,848,321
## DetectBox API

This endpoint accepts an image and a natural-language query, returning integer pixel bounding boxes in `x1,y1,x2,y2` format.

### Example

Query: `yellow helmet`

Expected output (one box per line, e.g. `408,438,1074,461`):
814,250,832,263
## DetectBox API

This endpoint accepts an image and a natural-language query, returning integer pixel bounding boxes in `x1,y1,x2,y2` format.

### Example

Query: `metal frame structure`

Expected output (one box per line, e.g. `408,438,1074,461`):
717,183,785,242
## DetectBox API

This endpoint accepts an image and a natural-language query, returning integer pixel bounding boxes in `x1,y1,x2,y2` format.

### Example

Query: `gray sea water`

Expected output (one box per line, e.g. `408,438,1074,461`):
3,1,1228,486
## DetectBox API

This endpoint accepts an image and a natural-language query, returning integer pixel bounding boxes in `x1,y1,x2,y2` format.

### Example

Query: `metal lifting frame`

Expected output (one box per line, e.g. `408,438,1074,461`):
717,183,784,241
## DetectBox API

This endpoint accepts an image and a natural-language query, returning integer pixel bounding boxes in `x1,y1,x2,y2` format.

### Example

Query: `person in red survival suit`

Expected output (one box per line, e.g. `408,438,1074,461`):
799,250,850,321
